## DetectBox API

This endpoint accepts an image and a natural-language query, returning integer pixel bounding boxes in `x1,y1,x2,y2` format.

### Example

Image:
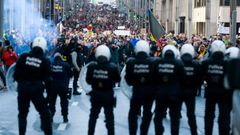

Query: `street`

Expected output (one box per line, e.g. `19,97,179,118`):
0,84,219,135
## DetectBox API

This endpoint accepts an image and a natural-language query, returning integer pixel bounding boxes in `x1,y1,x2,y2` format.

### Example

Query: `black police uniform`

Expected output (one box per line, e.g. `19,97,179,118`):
86,60,120,135
153,54,185,135
180,54,202,135
48,55,73,122
13,47,52,135
201,52,231,135
125,53,155,135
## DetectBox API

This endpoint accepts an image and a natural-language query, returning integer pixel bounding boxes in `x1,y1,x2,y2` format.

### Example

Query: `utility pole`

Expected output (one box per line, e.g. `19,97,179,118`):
0,0,4,37
166,0,170,33
205,0,211,38
230,0,237,46
144,0,148,29
188,0,193,39
50,0,55,23
175,0,179,35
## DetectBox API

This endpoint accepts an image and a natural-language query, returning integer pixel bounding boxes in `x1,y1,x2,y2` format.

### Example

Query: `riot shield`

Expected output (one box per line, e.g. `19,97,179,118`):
120,65,132,99
79,62,93,93
6,63,18,91
232,90,240,135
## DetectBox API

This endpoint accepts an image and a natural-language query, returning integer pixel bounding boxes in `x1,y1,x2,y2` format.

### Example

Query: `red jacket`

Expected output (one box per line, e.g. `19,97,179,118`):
3,51,17,66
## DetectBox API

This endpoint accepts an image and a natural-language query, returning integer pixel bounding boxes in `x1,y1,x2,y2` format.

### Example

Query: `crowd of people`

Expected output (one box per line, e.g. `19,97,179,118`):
1,1,240,135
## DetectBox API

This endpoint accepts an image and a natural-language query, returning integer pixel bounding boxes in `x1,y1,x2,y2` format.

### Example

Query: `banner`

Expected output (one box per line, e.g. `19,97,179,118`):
114,30,131,36
219,26,229,34
118,26,125,30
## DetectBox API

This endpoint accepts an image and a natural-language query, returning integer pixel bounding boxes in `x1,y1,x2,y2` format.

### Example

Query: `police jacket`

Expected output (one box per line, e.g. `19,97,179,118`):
201,53,226,94
54,44,71,64
125,54,154,88
181,60,202,91
51,57,73,88
13,50,51,91
153,57,185,95
86,61,120,92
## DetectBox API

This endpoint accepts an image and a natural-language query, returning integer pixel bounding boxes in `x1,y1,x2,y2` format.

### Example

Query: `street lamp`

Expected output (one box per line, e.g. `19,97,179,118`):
230,0,237,46
0,0,3,37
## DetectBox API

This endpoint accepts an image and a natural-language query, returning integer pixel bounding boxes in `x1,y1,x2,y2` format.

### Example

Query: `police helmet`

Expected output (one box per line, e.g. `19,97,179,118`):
95,45,111,61
225,47,240,59
162,45,179,59
210,40,226,54
134,40,150,55
180,44,195,58
32,37,48,53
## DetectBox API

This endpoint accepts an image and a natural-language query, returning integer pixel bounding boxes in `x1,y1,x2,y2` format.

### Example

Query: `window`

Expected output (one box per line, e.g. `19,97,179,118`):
194,0,206,8
220,0,230,6
220,0,240,6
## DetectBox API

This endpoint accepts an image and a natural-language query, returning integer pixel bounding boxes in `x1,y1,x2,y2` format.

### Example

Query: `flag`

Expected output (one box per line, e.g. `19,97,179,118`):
149,10,166,41
149,33,156,42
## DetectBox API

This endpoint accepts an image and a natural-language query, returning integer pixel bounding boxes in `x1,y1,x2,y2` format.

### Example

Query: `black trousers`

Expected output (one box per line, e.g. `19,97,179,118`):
73,69,80,92
88,91,115,135
0,66,6,86
128,89,154,135
204,94,231,135
181,94,198,135
18,90,52,135
48,86,69,118
154,94,181,135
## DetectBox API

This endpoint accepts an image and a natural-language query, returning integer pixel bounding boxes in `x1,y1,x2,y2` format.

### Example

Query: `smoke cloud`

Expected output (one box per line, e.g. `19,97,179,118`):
3,0,58,55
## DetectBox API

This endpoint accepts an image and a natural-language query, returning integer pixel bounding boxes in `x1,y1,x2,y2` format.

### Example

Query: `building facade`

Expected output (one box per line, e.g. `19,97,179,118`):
123,0,240,38
156,0,240,37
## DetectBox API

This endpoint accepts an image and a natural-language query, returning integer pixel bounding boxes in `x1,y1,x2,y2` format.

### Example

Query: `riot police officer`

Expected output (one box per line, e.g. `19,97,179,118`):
125,40,155,135
224,47,240,135
86,45,120,135
180,44,201,135
13,37,52,135
48,52,73,123
153,45,185,135
201,40,231,135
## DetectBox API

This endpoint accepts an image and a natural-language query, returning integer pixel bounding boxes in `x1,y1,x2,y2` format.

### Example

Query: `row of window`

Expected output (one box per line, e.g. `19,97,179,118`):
194,0,240,8
220,0,240,6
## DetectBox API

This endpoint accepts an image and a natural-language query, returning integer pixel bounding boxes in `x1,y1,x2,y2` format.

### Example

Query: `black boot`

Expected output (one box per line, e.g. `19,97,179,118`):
63,116,68,123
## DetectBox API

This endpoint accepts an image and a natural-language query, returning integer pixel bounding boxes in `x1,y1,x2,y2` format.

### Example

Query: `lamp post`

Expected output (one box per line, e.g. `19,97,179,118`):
205,0,211,38
0,0,4,37
230,0,237,46
188,0,192,39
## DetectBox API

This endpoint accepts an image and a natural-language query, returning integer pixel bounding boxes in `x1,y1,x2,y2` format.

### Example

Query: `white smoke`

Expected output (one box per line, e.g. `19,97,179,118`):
3,0,58,39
